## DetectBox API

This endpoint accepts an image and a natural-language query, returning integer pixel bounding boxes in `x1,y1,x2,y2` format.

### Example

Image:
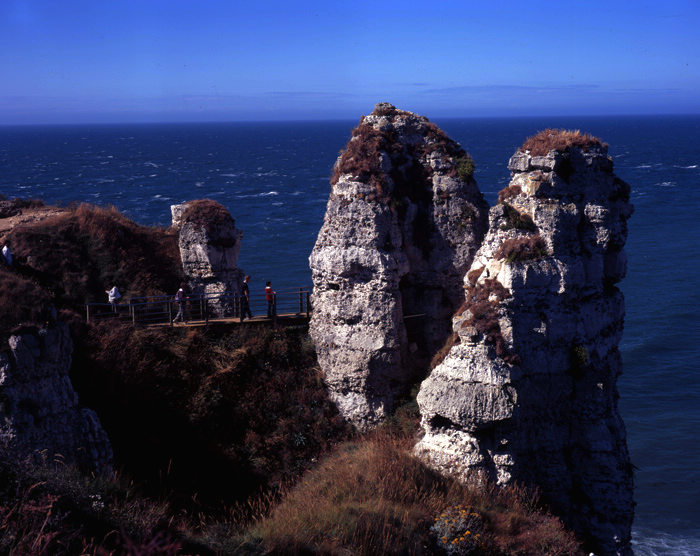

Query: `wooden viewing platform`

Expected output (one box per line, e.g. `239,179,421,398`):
86,287,312,328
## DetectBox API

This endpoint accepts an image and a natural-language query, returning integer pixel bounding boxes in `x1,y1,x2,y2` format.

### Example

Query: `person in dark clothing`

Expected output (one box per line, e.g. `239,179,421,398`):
265,281,276,318
240,275,253,321
174,283,187,324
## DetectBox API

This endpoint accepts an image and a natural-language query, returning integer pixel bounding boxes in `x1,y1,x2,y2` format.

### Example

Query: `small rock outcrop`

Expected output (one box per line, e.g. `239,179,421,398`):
415,130,634,554
310,103,488,429
0,323,112,472
171,200,244,314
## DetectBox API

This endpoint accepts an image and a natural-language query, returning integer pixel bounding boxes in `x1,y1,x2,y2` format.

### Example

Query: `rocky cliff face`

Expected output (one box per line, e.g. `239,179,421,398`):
0,323,112,472
171,200,244,314
310,103,488,430
415,130,634,555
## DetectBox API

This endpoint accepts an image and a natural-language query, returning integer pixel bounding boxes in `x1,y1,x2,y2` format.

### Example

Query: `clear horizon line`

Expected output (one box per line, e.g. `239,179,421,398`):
2,111,700,128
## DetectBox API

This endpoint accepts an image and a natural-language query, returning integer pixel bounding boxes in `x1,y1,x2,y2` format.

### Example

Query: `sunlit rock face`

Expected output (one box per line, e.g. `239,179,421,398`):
171,200,244,315
416,131,634,555
310,103,488,430
0,323,113,473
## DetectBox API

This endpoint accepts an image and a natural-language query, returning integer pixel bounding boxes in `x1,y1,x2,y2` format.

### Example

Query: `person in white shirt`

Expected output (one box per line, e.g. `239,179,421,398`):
2,244,12,266
106,285,121,312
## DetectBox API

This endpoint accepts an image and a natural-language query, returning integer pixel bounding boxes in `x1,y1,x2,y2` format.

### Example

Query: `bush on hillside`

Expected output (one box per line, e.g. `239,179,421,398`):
70,323,351,507
5,203,183,307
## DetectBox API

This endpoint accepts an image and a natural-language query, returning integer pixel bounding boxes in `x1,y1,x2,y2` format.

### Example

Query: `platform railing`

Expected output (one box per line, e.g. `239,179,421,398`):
86,286,312,326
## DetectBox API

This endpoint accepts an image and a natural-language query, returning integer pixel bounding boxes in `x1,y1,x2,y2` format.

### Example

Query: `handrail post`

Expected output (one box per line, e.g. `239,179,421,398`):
200,296,204,322
130,298,136,326
168,300,173,327
306,291,311,319
205,299,209,325
299,287,303,314
273,293,277,325
86,304,90,324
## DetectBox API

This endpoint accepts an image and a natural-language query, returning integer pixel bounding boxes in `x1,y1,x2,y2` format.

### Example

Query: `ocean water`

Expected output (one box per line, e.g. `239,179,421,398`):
1,115,699,554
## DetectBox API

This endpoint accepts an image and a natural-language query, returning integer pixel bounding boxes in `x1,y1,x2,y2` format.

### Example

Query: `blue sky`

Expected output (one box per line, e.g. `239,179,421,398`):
1,0,699,124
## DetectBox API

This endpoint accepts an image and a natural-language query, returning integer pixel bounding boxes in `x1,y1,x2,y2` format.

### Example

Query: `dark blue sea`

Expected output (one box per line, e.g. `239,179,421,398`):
1,115,699,555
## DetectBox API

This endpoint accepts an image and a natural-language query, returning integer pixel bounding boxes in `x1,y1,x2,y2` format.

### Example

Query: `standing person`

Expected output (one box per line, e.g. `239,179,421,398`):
174,283,187,324
265,281,276,318
240,275,253,321
2,244,12,266
106,285,121,312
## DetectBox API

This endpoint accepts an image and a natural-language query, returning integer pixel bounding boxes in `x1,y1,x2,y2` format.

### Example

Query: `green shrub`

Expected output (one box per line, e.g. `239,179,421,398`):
456,155,475,181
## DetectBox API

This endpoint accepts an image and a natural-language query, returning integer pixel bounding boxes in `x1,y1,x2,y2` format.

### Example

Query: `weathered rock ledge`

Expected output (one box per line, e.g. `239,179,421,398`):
0,323,112,472
415,132,634,555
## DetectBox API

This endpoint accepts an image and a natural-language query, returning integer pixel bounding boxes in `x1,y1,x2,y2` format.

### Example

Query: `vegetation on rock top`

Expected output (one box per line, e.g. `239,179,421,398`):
180,199,237,237
519,129,607,157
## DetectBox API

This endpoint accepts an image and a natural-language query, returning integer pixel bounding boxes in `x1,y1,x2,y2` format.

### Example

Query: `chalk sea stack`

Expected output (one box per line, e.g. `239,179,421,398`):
309,103,488,430
415,130,634,554
171,199,244,315
0,324,113,473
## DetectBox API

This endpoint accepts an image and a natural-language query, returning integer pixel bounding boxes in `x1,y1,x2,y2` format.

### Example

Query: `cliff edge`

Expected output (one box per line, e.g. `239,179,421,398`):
415,130,634,555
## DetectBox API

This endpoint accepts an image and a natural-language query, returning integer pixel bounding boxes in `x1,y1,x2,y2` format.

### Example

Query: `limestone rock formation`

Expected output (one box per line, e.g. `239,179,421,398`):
310,103,488,430
415,130,634,555
0,323,112,472
171,200,244,314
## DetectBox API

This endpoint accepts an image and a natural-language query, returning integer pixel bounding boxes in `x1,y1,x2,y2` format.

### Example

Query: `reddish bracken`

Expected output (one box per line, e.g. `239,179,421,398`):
519,129,607,157
497,184,521,204
181,199,235,231
458,278,520,365
330,107,474,201
494,235,548,263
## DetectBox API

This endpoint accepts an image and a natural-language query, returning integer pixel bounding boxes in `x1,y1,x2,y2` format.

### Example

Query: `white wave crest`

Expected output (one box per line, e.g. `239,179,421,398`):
633,528,700,555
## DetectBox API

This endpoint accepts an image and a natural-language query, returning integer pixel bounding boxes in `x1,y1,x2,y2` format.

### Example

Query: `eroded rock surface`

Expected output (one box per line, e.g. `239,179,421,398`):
415,133,634,555
171,200,244,314
0,323,112,472
310,103,488,429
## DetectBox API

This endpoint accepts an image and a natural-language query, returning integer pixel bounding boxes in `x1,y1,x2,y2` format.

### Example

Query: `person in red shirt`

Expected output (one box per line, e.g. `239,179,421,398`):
265,281,276,318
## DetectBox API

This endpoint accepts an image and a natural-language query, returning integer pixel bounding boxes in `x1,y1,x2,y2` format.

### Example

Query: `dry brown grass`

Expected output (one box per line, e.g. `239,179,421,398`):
5,203,182,306
430,332,460,370
494,234,548,263
248,428,583,555
519,129,607,157
497,184,522,204
330,112,472,203
180,199,236,237
71,323,351,508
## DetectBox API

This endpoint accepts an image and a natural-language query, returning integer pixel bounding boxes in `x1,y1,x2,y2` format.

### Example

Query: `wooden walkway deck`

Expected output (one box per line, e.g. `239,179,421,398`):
86,287,312,328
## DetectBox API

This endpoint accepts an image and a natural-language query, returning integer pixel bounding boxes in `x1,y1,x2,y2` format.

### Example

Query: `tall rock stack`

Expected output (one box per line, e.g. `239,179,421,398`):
0,324,113,472
310,103,488,430
415,130,634,555
171,200,244,315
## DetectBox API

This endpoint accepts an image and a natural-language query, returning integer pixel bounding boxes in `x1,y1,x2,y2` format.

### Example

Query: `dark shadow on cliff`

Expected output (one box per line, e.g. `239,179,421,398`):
70,322,352,510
